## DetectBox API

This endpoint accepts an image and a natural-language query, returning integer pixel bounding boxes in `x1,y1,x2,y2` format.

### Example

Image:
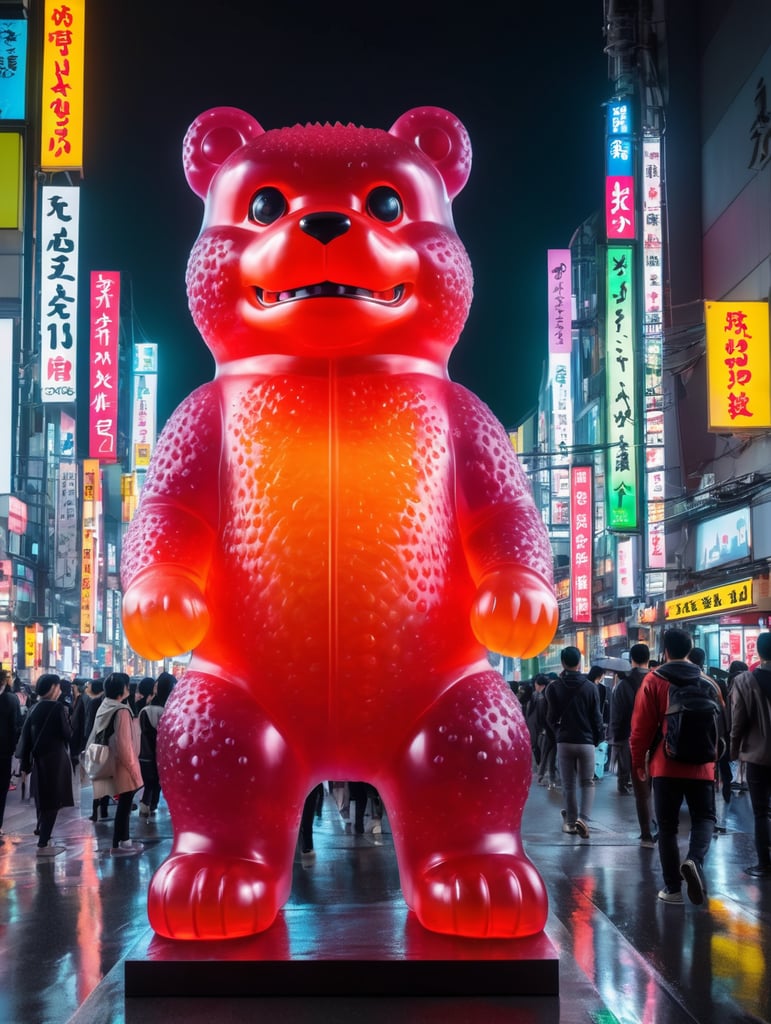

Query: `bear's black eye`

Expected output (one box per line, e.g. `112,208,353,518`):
366,186,402,223
249,187,287,225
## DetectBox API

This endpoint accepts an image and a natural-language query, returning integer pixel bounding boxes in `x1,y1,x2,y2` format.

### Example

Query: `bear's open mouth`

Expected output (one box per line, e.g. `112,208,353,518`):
256,281,405,306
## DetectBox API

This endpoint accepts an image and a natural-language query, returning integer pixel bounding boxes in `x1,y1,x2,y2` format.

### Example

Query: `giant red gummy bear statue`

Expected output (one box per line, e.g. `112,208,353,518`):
121,106,559,941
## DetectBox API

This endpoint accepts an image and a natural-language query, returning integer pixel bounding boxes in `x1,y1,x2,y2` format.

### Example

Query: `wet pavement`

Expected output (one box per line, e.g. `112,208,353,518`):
0,767,770,1023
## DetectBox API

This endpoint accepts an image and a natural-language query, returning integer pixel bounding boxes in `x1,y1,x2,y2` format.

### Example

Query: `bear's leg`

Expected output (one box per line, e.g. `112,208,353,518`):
148,669,305,940
382,669,548,939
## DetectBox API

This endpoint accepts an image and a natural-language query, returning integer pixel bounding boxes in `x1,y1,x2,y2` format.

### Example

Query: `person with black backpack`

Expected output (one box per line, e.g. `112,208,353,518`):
729,632,771,878
629,628,725,906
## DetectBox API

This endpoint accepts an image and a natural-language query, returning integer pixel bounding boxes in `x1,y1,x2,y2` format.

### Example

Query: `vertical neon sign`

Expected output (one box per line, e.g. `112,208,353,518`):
570,466,593,623
606,245,638,530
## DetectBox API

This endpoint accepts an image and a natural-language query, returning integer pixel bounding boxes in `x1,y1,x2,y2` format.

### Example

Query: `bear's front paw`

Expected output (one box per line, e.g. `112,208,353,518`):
411,853,548,939
148,853,280,939
122,568,210,659
470,567,558,658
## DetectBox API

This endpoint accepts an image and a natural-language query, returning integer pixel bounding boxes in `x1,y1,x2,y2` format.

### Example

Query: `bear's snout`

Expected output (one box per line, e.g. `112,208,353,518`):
300,211,351,245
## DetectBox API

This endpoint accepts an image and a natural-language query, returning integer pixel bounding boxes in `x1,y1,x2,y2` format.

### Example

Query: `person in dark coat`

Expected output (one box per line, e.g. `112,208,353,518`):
546,647,604,838
729,633,771,877
67,678,89,770
16,674,74,856
610,643,657,846
137,671,177,817
526,674,550,781
0,668,23,839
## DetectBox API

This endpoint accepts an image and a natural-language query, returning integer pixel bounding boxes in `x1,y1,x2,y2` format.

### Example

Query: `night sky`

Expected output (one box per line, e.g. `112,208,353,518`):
79,2,609,433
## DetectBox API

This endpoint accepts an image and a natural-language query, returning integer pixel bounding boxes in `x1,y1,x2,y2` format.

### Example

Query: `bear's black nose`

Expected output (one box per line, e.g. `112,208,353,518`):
300,212,351,245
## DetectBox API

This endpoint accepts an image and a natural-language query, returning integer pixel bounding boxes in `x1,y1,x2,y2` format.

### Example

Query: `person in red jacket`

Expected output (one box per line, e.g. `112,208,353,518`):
629,628,720,906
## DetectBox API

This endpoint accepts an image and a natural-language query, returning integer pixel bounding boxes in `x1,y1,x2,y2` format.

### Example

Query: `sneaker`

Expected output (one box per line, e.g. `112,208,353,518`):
138,803,150,817
640,835,658,849
562,822,578,834
575,818,590,838
680,859,705,905
745,864,771,878
111,840,144,857
36,843,65,857
657,887,684,904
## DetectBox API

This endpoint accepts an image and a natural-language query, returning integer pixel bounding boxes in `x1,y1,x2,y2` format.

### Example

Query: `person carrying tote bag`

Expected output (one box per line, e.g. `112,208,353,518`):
88,672,144,857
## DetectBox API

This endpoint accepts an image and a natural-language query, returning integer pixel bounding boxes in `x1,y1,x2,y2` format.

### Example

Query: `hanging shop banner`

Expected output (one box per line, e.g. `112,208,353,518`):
547,249,572,354
705,300,771,430
88,271,120,460
549,352,572,462
40,185,79,403
606,176,635,239
570,465,593,623
642,135,666,594
664,578,753,622
55,462,78,589
40,0,85,172
80,527,94,634
0,18,27,120
616,536,636,599
131,342,158,470
606,98,635,240
605,246,639,530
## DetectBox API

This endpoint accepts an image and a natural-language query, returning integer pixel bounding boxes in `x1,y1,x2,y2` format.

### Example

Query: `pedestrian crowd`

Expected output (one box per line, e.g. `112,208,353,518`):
519,627,771,906
3,629,770,905
1,668,176,857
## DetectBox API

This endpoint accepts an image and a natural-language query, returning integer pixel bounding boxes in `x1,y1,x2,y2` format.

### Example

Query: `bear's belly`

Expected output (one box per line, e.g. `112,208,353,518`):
200,373,481,743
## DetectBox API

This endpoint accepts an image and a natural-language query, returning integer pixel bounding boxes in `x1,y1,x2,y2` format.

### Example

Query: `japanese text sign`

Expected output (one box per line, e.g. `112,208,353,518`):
40,185,79,403
664,579,753,621
0,18,28,120
89,271,121,460
40,0,85,171
605,246,639,530
705,300,770,430
547,249,572,354
570,465,593,623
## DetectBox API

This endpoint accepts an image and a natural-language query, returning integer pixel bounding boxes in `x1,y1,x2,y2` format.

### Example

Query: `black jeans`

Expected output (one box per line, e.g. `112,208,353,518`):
113,790,137,847
652,776,715,892
38,808,58,847
746,761,771,867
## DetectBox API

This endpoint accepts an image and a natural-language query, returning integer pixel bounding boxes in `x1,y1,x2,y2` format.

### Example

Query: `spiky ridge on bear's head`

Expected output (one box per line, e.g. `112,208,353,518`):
182,107,474,368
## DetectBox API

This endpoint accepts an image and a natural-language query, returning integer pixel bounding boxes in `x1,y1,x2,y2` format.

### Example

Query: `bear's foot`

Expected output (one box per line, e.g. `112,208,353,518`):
411,853,548,939
148,852,281,940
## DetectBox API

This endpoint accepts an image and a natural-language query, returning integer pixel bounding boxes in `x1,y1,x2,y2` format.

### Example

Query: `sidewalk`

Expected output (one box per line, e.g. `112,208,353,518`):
0,769,769,1024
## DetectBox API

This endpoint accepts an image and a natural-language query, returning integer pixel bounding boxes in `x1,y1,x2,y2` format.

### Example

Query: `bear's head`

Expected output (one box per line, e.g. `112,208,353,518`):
182,106,473,368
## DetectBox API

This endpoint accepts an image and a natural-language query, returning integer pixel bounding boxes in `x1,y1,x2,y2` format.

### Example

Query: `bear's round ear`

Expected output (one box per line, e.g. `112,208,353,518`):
389,107,471,200
183,107,265,198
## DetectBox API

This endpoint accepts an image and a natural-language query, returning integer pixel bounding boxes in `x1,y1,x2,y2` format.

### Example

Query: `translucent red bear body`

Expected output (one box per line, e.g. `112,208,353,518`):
121,106,559,941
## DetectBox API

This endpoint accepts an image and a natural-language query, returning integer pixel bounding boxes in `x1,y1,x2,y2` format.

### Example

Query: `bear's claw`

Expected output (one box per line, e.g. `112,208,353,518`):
411,853,548,939
148,853,280,940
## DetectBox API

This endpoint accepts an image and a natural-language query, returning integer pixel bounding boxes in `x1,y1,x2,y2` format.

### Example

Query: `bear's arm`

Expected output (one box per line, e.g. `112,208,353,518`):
448,385,557,658
119,384,221,659
449,385,553,583
121,383,222,590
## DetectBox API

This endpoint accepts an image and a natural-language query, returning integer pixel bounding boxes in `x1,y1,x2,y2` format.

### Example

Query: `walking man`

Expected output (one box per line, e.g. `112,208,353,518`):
546,647,604,837
630,628,721,905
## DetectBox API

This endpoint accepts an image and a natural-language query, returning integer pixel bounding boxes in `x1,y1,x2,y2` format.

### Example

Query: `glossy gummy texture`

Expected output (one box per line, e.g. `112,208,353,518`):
121,105,558,941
